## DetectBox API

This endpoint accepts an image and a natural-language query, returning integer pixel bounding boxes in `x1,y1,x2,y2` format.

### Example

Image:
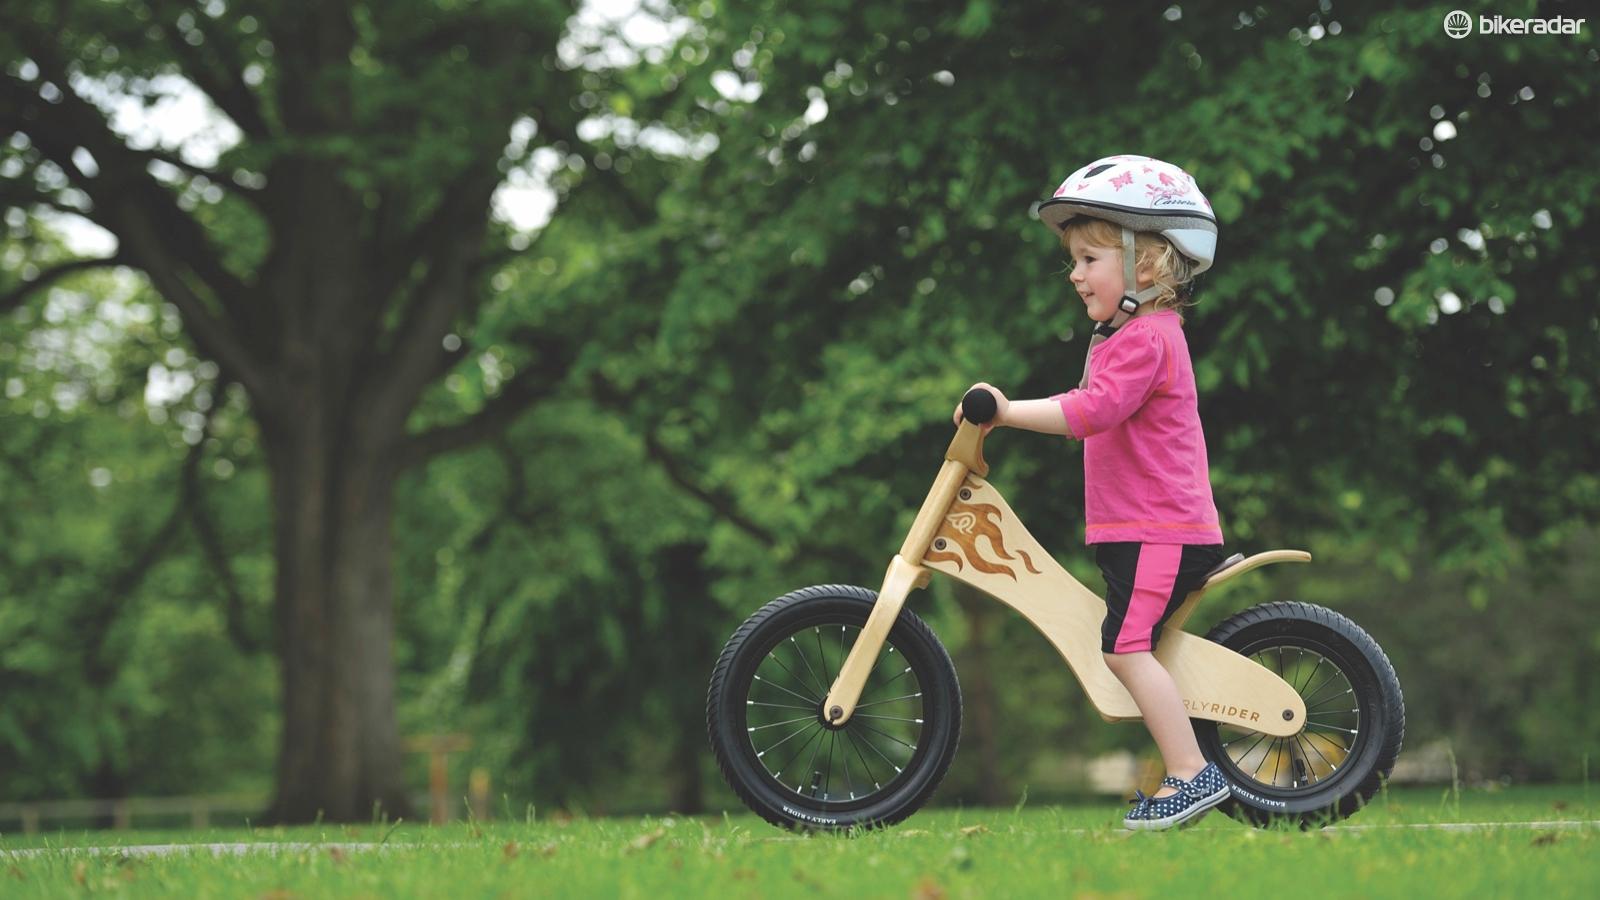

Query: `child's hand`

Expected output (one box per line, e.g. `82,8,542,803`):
952,382,1009,429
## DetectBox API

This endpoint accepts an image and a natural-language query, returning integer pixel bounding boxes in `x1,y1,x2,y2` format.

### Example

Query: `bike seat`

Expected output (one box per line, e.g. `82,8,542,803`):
1195,550,1312,593
1201,553,1246,586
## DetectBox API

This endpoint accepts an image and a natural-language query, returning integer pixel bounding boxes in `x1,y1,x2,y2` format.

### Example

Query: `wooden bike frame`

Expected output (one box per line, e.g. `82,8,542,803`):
820,421,1311,738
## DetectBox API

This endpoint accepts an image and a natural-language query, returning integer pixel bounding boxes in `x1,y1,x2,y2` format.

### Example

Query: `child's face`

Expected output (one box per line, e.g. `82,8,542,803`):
1066,233,1154,322
1066,235,1126,323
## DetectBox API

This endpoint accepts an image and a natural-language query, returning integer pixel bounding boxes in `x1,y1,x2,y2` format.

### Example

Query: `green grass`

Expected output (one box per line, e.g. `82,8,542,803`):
2,786,1596,898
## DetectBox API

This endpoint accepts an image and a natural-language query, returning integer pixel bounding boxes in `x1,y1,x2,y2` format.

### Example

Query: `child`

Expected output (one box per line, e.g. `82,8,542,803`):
953,155,1232,830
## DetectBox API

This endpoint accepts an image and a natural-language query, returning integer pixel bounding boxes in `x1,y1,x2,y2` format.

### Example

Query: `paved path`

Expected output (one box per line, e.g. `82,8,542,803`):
3,820,1597,858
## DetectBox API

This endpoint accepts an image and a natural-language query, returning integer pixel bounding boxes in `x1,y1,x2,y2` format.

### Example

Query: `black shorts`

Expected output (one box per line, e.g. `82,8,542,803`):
1096,542,1227,654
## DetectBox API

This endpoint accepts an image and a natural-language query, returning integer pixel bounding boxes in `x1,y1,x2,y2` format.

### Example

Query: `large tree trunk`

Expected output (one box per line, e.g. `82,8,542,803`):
7,0,564,826
262,415,412,823
258,150,419,823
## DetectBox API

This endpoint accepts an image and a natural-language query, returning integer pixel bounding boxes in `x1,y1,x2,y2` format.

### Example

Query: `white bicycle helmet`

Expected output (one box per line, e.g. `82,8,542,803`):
1036,155,1218,386
1038,154,1217,277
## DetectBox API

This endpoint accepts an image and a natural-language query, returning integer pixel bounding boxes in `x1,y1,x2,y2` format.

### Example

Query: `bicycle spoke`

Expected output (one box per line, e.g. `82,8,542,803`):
771,723,827,784
1295,655,1325,693
856,651,912,703
855,719,918,752
765,654,820,703
747,700,815,711
790,635,829,697
1298,731,1340,777
800,721,828,792
839,726,856,799
1230,729,1272,759
1298,670,1345,706
824,731,837,798
756,720,822,759
1305,692,1358,715
1247,735,1270,781
753,674,820,706
1304,721,1358,735
1304,729,1353,757
875,665,915,693
853,692,923,710
814,627,831,686
851,722,908,774
749,714,819,732
853,713,924,724
841,729,884,790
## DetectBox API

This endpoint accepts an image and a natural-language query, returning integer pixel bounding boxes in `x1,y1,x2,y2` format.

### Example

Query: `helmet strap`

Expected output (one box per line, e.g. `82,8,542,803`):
1076,228,1166,389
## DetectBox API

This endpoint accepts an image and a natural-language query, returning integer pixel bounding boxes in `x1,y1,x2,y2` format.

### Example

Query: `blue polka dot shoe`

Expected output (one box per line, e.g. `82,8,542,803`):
1123,762,1232,831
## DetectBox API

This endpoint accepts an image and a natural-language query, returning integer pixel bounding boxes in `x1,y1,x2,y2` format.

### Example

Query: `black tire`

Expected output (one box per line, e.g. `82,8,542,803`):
706,585,961,831
1194,601,1405,828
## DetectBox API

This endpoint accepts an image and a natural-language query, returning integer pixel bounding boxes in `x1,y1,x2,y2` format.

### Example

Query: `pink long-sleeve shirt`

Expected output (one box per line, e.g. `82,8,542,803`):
1049,310,1224,546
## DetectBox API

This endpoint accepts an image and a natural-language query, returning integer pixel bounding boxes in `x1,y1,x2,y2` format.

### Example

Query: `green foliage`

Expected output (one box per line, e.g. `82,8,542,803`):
4,0,1598,814
0,254,276,801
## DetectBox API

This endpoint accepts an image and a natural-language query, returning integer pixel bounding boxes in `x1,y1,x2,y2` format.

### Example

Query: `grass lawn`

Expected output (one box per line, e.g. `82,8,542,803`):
2,785,1596,898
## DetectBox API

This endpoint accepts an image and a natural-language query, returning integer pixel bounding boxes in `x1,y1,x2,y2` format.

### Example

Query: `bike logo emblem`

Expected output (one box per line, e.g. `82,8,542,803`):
946,512,977,535
930,498,1041,580
1443,10,1472,38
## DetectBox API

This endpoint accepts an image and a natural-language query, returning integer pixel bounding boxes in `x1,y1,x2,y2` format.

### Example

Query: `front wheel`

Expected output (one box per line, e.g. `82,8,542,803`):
706,585,962,830
1194,601,1405,828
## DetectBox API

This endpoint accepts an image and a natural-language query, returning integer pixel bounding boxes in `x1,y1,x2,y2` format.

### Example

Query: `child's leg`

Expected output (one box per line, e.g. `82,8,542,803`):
1096,542,1223,798
1104,651,1207,797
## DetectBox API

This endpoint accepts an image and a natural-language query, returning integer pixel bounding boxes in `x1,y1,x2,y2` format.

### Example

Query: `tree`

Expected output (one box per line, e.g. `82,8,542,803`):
1,0,650,821
566,0,1600,572
7,0,1599,817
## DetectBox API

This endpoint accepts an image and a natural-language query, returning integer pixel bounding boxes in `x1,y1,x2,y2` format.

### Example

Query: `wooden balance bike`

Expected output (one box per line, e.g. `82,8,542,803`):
707,388,1405,830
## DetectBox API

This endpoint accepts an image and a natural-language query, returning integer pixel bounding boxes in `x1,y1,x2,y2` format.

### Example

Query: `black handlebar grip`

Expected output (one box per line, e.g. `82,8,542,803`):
961,388,997,425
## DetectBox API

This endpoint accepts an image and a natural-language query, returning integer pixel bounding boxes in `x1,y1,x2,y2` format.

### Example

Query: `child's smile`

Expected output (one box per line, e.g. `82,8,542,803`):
1066,238,1125,323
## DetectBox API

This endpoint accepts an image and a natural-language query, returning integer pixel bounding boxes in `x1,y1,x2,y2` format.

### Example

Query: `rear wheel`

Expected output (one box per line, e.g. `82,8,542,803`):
706,585,961,830
1195,601,1405,828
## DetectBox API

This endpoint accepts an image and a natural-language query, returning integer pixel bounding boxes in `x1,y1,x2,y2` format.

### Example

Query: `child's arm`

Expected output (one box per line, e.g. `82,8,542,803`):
1048,329,1168,440
998,399,1072,436
957,329,1163,437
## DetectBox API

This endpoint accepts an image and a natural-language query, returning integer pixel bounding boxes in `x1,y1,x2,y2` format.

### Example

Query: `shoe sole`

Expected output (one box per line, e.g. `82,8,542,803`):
1123,786,1230,831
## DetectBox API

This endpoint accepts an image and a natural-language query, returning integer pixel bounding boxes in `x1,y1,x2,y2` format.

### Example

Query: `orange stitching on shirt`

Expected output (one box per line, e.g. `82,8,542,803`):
1086,520,1220,532
1065,394,1091,439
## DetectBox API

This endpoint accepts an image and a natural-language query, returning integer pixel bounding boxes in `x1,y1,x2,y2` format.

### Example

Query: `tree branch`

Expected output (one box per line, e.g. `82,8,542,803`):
182,383,265,655
2,63,278,404
147,1,275,141
586,373,863,570
362,178,503,437
535,113,653,223
0,254,125,314
394,330,577,470
3,59,254,304
137,145,264,200
78,416,213,686
372,166,506,325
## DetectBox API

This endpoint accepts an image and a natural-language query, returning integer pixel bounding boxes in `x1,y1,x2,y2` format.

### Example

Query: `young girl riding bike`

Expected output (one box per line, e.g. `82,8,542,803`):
953,155,1233,830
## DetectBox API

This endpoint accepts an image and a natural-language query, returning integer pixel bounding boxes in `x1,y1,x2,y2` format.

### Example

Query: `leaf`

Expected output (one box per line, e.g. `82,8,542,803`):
627,828,666,851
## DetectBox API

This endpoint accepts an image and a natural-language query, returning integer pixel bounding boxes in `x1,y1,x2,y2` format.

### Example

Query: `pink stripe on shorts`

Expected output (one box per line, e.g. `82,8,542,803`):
1115,543,1183,653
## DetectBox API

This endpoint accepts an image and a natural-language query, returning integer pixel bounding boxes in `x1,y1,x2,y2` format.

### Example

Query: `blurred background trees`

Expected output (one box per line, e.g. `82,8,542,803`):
3,0,1597,819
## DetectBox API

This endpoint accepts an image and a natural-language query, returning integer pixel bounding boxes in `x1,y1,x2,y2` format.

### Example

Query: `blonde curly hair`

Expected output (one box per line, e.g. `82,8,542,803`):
1060,217,1199,313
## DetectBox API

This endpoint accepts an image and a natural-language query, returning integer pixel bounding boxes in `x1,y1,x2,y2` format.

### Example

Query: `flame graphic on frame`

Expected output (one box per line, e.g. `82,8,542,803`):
925,499,1041,580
